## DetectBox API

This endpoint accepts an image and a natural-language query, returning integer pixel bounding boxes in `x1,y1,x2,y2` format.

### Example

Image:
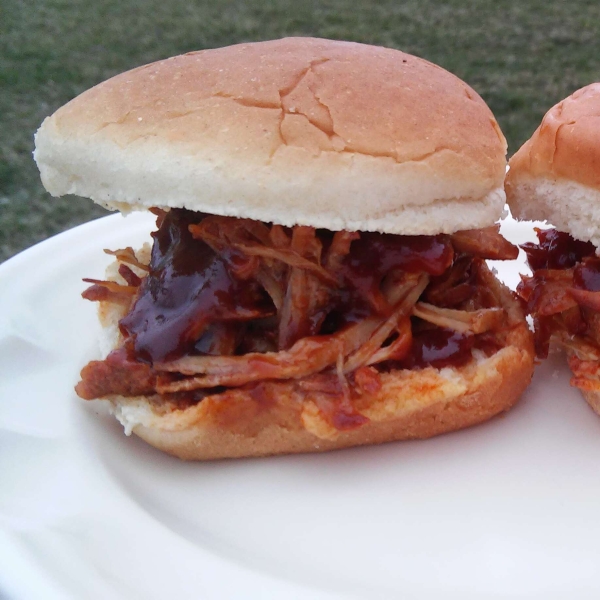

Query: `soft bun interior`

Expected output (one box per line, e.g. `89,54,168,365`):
505,176,600,247
34,37,507,235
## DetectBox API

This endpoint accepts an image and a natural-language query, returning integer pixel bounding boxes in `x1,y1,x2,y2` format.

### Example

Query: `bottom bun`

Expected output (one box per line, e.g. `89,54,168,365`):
579,389,600,417
122,341,533,459
93,269,534,460
565,347,600,417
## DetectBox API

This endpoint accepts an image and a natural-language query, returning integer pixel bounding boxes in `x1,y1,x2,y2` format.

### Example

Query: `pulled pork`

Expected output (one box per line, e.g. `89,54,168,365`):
517,227,600,391
77,210,519,430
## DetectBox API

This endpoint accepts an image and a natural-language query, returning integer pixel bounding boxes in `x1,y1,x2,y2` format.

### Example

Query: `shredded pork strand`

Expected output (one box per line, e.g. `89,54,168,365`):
82,278,137,294
81,278,138,306
336,352,352,402
189,219,336,285
270,224,291,249
231,243,337,285
343,274,429,372
104,247,150,272
412,303,505,334
325,231,360,271
518,269,579,317
424,256,475,308
155,318,380,391
366,317,412,365
278,227,332,350
555,330,600,361
256,268,286,311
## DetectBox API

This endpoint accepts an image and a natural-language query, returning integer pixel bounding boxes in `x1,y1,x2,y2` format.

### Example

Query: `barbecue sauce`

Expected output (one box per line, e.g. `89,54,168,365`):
522,228,595,271
396,328,475,370
119,209,271,363
574,257,600,291
341,232,454,279
338,233,453,311
518,228,600,359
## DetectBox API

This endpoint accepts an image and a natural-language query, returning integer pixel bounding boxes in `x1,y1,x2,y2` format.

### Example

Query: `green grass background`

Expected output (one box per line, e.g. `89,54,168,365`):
3,0,600,262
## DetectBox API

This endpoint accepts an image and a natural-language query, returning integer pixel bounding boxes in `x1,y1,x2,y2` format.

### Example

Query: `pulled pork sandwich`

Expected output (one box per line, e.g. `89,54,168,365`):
506,83,600,416
34,38,534,459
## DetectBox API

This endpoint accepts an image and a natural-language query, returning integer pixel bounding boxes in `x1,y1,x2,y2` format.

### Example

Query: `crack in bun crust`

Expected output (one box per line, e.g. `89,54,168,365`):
34,37,507,235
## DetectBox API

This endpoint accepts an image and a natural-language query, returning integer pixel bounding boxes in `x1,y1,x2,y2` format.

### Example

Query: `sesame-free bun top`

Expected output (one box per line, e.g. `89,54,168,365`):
506,83,600,246
34,37,507,235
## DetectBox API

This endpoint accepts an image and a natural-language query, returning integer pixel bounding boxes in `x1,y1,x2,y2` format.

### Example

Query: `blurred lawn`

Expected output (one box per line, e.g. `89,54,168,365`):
2,0,600,262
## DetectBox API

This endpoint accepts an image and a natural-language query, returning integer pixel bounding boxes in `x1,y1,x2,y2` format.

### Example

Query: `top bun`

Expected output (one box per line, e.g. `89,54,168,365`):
506,83,600,246
34,37,507,235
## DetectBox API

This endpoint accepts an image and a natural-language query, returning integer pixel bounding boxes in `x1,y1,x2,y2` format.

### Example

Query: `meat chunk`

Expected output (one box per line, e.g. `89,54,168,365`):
76,348,156,400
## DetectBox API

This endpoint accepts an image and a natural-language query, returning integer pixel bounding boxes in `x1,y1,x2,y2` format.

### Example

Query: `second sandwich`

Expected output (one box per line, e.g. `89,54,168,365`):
507,82,600,416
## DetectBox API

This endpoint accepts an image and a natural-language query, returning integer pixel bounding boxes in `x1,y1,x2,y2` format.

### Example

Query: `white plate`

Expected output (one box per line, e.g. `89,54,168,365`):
2,213,600,600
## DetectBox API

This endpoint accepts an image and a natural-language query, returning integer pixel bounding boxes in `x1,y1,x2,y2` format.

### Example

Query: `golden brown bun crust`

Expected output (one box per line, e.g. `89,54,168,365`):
99,267,534,460
35,38,507,235
508,83,600,190
579,390,600,417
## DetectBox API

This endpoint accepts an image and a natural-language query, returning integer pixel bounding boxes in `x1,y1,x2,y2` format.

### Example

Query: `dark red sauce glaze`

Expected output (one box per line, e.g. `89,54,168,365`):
341,233,452,311
517,228,600,359
341,232,453,279
424,255,477,308
119,209,272,363
573,257,600,291
396,328,475,370
120,210,455,364
522,228,595,271
307,232,454,332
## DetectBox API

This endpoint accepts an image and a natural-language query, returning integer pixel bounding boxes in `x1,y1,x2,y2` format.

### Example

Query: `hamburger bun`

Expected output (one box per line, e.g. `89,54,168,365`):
506,83,600,247
34,37,507,235
507,83,600,417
